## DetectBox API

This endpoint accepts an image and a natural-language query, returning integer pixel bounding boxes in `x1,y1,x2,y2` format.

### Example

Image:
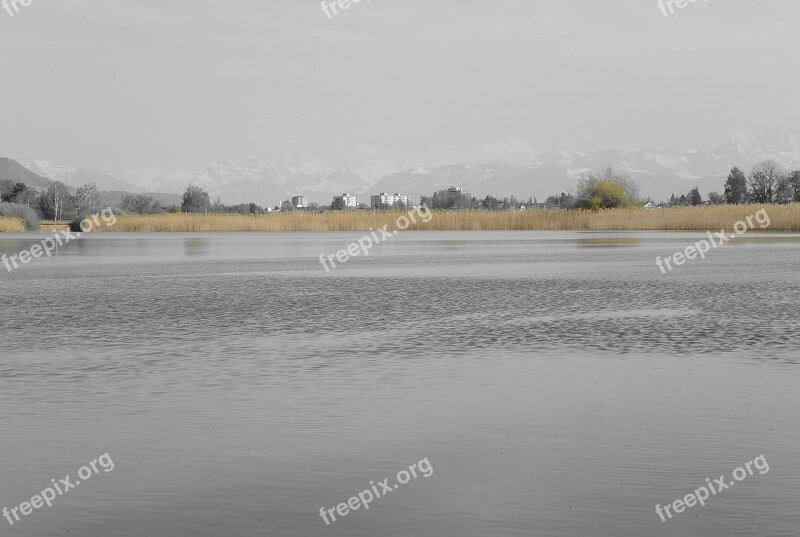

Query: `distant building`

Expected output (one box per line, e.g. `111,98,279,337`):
333,193,359,208
371,193,393,208
292,195,308,209
370,192,412,208
644,202,656,210
448,186,465,193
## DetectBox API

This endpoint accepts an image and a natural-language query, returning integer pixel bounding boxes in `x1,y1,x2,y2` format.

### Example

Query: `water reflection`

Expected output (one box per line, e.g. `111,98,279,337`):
0,231,798,537
184,237,211,256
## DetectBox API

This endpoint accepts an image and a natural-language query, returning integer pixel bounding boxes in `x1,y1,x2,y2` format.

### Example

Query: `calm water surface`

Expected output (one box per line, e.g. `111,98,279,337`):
1,231,799,536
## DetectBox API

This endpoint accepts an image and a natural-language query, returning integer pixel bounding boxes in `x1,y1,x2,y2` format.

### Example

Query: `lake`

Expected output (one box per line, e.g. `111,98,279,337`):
1,231,799,536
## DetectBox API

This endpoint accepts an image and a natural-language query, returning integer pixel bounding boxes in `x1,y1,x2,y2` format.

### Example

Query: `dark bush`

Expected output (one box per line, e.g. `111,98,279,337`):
0,202,41,230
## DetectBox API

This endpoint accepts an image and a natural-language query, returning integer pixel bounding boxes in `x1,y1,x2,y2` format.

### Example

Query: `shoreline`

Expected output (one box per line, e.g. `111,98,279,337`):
3,205,800,233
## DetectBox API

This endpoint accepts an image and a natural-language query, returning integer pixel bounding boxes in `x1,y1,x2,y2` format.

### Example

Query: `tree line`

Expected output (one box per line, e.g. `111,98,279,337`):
4,159,797,229
0,180,273,225
669,160,800,206
1,179,103,220
1,180,114,229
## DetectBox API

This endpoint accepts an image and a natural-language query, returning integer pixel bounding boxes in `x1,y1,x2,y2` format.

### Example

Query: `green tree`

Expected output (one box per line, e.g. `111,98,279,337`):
421,189,476,210
482,195,502,210
724,167,748,204
181,185,211,213
689,187,702,206
775,178,794,204
545,192,576,209
707,191,725,205
787,171,800,202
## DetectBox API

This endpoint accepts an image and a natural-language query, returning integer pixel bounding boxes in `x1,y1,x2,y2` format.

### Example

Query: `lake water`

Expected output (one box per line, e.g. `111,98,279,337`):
1,231,799,536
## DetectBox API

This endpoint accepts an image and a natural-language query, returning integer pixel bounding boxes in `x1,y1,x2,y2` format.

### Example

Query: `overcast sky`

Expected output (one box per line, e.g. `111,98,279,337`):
1,0,799,170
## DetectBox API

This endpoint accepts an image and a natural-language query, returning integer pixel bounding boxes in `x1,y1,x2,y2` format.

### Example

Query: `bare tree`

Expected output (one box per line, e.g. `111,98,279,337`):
39,181,73,220
74,182,100,214
775,177,794,204
748,160,785,204
0,179,15,201
121,194,159,214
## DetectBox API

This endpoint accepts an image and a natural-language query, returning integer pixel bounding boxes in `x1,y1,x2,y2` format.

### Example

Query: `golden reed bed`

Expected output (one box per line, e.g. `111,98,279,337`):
0,217,26,232
86,205,800,232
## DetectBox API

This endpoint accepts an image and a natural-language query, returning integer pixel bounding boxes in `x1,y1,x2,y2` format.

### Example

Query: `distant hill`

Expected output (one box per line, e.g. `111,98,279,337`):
19,160,145,193
2,157,181,206
0,157,52,189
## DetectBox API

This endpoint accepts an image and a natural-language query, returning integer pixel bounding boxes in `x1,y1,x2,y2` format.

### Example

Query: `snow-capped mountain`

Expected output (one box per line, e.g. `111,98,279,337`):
109,158,414,206
16,131,800,205
108,167,196,195
0,158,52,189
373,132,800,201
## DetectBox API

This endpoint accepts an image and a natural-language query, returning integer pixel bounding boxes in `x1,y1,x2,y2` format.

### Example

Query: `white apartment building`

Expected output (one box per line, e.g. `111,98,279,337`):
370,192,412,208
333,193,360,208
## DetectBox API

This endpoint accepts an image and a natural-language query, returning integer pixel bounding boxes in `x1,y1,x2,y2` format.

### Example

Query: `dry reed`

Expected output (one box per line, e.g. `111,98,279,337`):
0,216,26,232
88,205,800,232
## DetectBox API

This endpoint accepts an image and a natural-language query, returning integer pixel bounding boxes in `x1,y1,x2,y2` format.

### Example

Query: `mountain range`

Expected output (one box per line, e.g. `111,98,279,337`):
1,158,180,206
9,131,800,206
19,159,147,194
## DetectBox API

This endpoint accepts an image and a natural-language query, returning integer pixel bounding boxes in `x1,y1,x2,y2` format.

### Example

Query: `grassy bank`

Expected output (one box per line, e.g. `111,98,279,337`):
84,204,800,232
0,216,26,232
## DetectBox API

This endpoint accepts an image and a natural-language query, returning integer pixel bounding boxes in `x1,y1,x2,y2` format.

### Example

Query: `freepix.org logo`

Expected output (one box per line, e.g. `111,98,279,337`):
3,453,115,527
3,0,32,18
657,0,707,18
1,208,117,274
321,0,373,20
